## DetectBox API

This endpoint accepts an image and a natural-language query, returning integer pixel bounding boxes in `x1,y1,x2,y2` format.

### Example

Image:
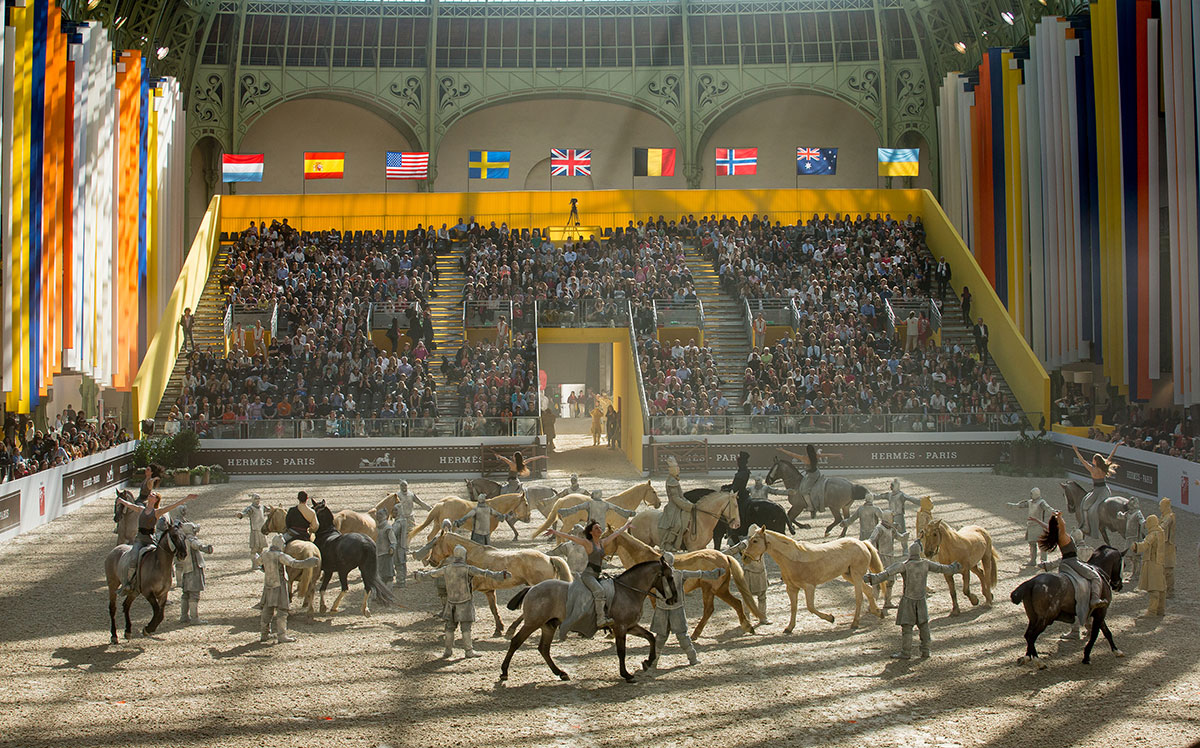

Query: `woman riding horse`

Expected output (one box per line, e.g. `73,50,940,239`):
495,451,547,479
1072,440,1122,537
545,519,634,629
115,491,200,593
1037,511,1107,635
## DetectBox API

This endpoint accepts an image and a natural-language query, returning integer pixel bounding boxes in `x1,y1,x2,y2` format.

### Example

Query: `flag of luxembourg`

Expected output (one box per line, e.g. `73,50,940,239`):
222,154,264,183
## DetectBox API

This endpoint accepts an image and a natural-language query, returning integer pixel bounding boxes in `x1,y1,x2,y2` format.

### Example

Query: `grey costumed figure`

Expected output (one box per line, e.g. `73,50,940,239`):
375,508,397,596
724,524,770,625
415,545,508,658
866,510,910,609
646,552,722,668
1007,487,1054,568
658,456,691,552
1118,497,1146,585
454,494,515,546
838,494,884,540
259,533,321,643
236,493,267,570
561,489,636,529
883,478,922,534
175,522,214,624
864,541,961,659
548,523,589,574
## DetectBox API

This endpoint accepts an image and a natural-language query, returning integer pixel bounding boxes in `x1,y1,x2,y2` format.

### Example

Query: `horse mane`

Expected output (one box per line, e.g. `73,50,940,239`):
618,559,663,578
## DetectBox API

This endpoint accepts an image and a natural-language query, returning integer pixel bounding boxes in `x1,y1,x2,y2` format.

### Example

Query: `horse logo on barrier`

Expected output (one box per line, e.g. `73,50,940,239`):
359,453,396,469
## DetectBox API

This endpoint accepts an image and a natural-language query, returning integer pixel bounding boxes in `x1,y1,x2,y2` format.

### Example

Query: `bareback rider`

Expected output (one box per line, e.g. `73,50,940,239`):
115,491,199,593
1071,440,1122,537
1037,511,1107,637
284,491,319,544
659,456,692,552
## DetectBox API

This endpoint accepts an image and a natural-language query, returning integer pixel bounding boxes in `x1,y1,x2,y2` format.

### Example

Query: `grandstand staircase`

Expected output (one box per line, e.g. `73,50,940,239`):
152,242,233,422
428,245,467,417
681,246,749,408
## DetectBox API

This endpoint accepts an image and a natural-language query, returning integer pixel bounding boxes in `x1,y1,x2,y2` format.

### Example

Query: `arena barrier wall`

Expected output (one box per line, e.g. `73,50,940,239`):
193,436,544,478
537,327,643,472
1050,432,1199,515
131,195,222,434
0,442,137,545
218,189,927,236
644,432,1019,476
919,191,1051,422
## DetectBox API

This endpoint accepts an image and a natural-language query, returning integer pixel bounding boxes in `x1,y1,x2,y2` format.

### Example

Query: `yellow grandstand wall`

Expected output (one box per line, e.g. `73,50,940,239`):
219,189,926,236
919,191,1050,421
131,196,222,433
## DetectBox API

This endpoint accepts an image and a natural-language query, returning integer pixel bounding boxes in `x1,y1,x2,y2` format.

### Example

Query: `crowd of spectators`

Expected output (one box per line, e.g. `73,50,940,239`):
444,334,540,433
1,409,130,482
1091,406,1198,462
638,334,728,424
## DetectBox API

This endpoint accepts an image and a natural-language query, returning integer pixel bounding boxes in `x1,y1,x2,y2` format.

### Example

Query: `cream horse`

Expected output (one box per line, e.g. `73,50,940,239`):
742,527,884,630
629,490,740,551
530,481,662,538
423,527,573,637
261,506,322,615
333,509,377,540
608,531,760,638
920,518,998,615
408,492,531,542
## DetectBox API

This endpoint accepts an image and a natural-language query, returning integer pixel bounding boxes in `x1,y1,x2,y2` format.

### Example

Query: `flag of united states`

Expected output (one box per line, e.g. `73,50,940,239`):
387,151,429,180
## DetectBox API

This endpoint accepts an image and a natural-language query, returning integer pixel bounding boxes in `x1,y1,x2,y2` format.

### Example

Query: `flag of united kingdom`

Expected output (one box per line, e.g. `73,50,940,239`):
550,148,592,176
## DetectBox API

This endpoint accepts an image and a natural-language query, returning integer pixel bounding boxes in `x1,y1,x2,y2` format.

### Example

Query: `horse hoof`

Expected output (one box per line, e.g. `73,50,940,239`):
110,636,119,645
968,596,980,606
624,676,637,683
499,673,508,682
1082,658,1091,665
141,628,151,638
783,627,794,634
949,609,961,617
1114,650,1126,658
559,673,570,681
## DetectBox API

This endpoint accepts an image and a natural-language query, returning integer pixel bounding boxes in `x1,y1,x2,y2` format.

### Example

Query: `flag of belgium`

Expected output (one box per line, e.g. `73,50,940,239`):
633,147,676,177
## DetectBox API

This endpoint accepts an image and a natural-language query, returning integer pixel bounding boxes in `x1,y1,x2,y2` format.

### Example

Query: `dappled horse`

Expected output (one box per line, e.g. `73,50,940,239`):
311,500,394,615
500,559,678,683
1061,481,1134,546
104,521,188,642
1011,545,1125,666
768,449,870,536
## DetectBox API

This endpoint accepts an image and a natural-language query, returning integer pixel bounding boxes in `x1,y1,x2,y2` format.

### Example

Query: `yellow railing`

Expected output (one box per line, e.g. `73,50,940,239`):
131,195,222,434
919,190,1050,422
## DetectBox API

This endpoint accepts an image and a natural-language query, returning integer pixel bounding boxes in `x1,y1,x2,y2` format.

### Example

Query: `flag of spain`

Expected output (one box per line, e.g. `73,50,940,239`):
304,151,345,180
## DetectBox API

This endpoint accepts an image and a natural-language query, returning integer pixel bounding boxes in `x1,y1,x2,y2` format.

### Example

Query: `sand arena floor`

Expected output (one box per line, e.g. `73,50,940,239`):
1,463,1198,748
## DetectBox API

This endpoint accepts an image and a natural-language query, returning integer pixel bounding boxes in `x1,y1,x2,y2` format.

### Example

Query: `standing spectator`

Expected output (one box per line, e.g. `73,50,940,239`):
904,312,919,352
605,405,619,450
936,257,951,300
960,286,972,326
973,317,989,365
753,313,767,349
496,314,510,345
179,308,195,352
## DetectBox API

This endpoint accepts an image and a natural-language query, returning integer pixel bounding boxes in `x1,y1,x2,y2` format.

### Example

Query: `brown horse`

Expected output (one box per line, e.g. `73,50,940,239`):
742,527,884,630
113,489,142,544
261,506,323,613
409,492,531,542
920,518,999,615
104,521,188,643
608,531,760,638
422,529,573,636
333,509,377,540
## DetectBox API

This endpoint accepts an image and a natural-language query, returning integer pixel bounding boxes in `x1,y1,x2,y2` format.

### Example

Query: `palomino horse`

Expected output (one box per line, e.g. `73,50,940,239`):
1061,481,1133,545
531,481,661,538
768,449,870,535
921,518,999,615
500,559,678,683
311,500,394,615
465,477,559,529
333,509,377,540
608,531,760,638
741,526,884,630
686,487,795,550
409,492,532,542
421,528,573,637
261,506,322,614
113,489,142,544
104,521,188,642
1011,545,1124,666
629,490,740,551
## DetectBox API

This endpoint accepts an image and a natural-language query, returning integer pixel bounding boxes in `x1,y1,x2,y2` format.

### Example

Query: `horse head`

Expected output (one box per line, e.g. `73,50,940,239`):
719,491,741,530
921,520,945,558
165,521,189,560
1060,481,1084,513
514,492,532,522
310,499,335,531
656,558,680,606
427,528,460,566
765,458,782,486
642,481,662,508
743,525,768,562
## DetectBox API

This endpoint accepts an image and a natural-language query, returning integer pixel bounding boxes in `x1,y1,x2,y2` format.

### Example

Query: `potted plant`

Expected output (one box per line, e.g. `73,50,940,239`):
209,464,229,484
189,466,204,485
176,466,192,486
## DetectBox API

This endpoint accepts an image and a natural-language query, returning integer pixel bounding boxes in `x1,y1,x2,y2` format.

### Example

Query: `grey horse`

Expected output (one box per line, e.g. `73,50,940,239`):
500,559,678,683
766,448,869,536
1061,481,1133,546
104,521,188,643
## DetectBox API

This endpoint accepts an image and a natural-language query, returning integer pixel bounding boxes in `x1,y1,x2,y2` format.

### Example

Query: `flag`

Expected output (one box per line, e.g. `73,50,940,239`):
633,148,676,177
304,151,345,180
550,148,591,176
796,147,838,176
222,154,264,183
468,150,510,179
715,148,757,176
386,151,429,180
878,148,920,177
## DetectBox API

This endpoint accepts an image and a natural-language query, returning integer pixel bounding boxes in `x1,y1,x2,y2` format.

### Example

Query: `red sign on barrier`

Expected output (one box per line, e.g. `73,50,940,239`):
39,487,45,516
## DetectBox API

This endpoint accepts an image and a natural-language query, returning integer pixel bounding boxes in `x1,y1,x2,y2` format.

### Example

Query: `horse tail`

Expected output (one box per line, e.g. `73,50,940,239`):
865,541,884,574
359,550,395,607
507,586,531,611
550,556,573,582
409,510,435,542
985,535,999,588
530,509,557,539
852,484,868,502
726,557,761,620
1011,577,1036,605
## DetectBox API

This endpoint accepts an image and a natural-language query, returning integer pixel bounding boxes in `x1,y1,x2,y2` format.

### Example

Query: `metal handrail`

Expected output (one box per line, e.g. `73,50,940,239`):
743,298,754,349
646,411,1027,436
629,301,651,433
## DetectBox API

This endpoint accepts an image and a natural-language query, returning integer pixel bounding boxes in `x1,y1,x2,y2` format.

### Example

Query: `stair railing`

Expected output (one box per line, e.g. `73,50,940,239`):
269,300,279,340
884,299,897,337
222,303,232,353
743,298,754,349
928,296,942,334
629,304,651,435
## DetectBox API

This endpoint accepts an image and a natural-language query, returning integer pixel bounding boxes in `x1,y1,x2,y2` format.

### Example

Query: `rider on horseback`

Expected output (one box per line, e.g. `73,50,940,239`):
284,491,319,545
545,519,634,629
115,491,199,594
659,456,692,552
1038,511,1107,636
1072,441,1122,537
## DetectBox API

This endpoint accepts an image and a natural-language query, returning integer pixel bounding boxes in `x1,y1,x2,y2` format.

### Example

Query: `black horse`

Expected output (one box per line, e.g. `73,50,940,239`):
310,499,395,615
685,488,796,550
1010,545,1125,666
